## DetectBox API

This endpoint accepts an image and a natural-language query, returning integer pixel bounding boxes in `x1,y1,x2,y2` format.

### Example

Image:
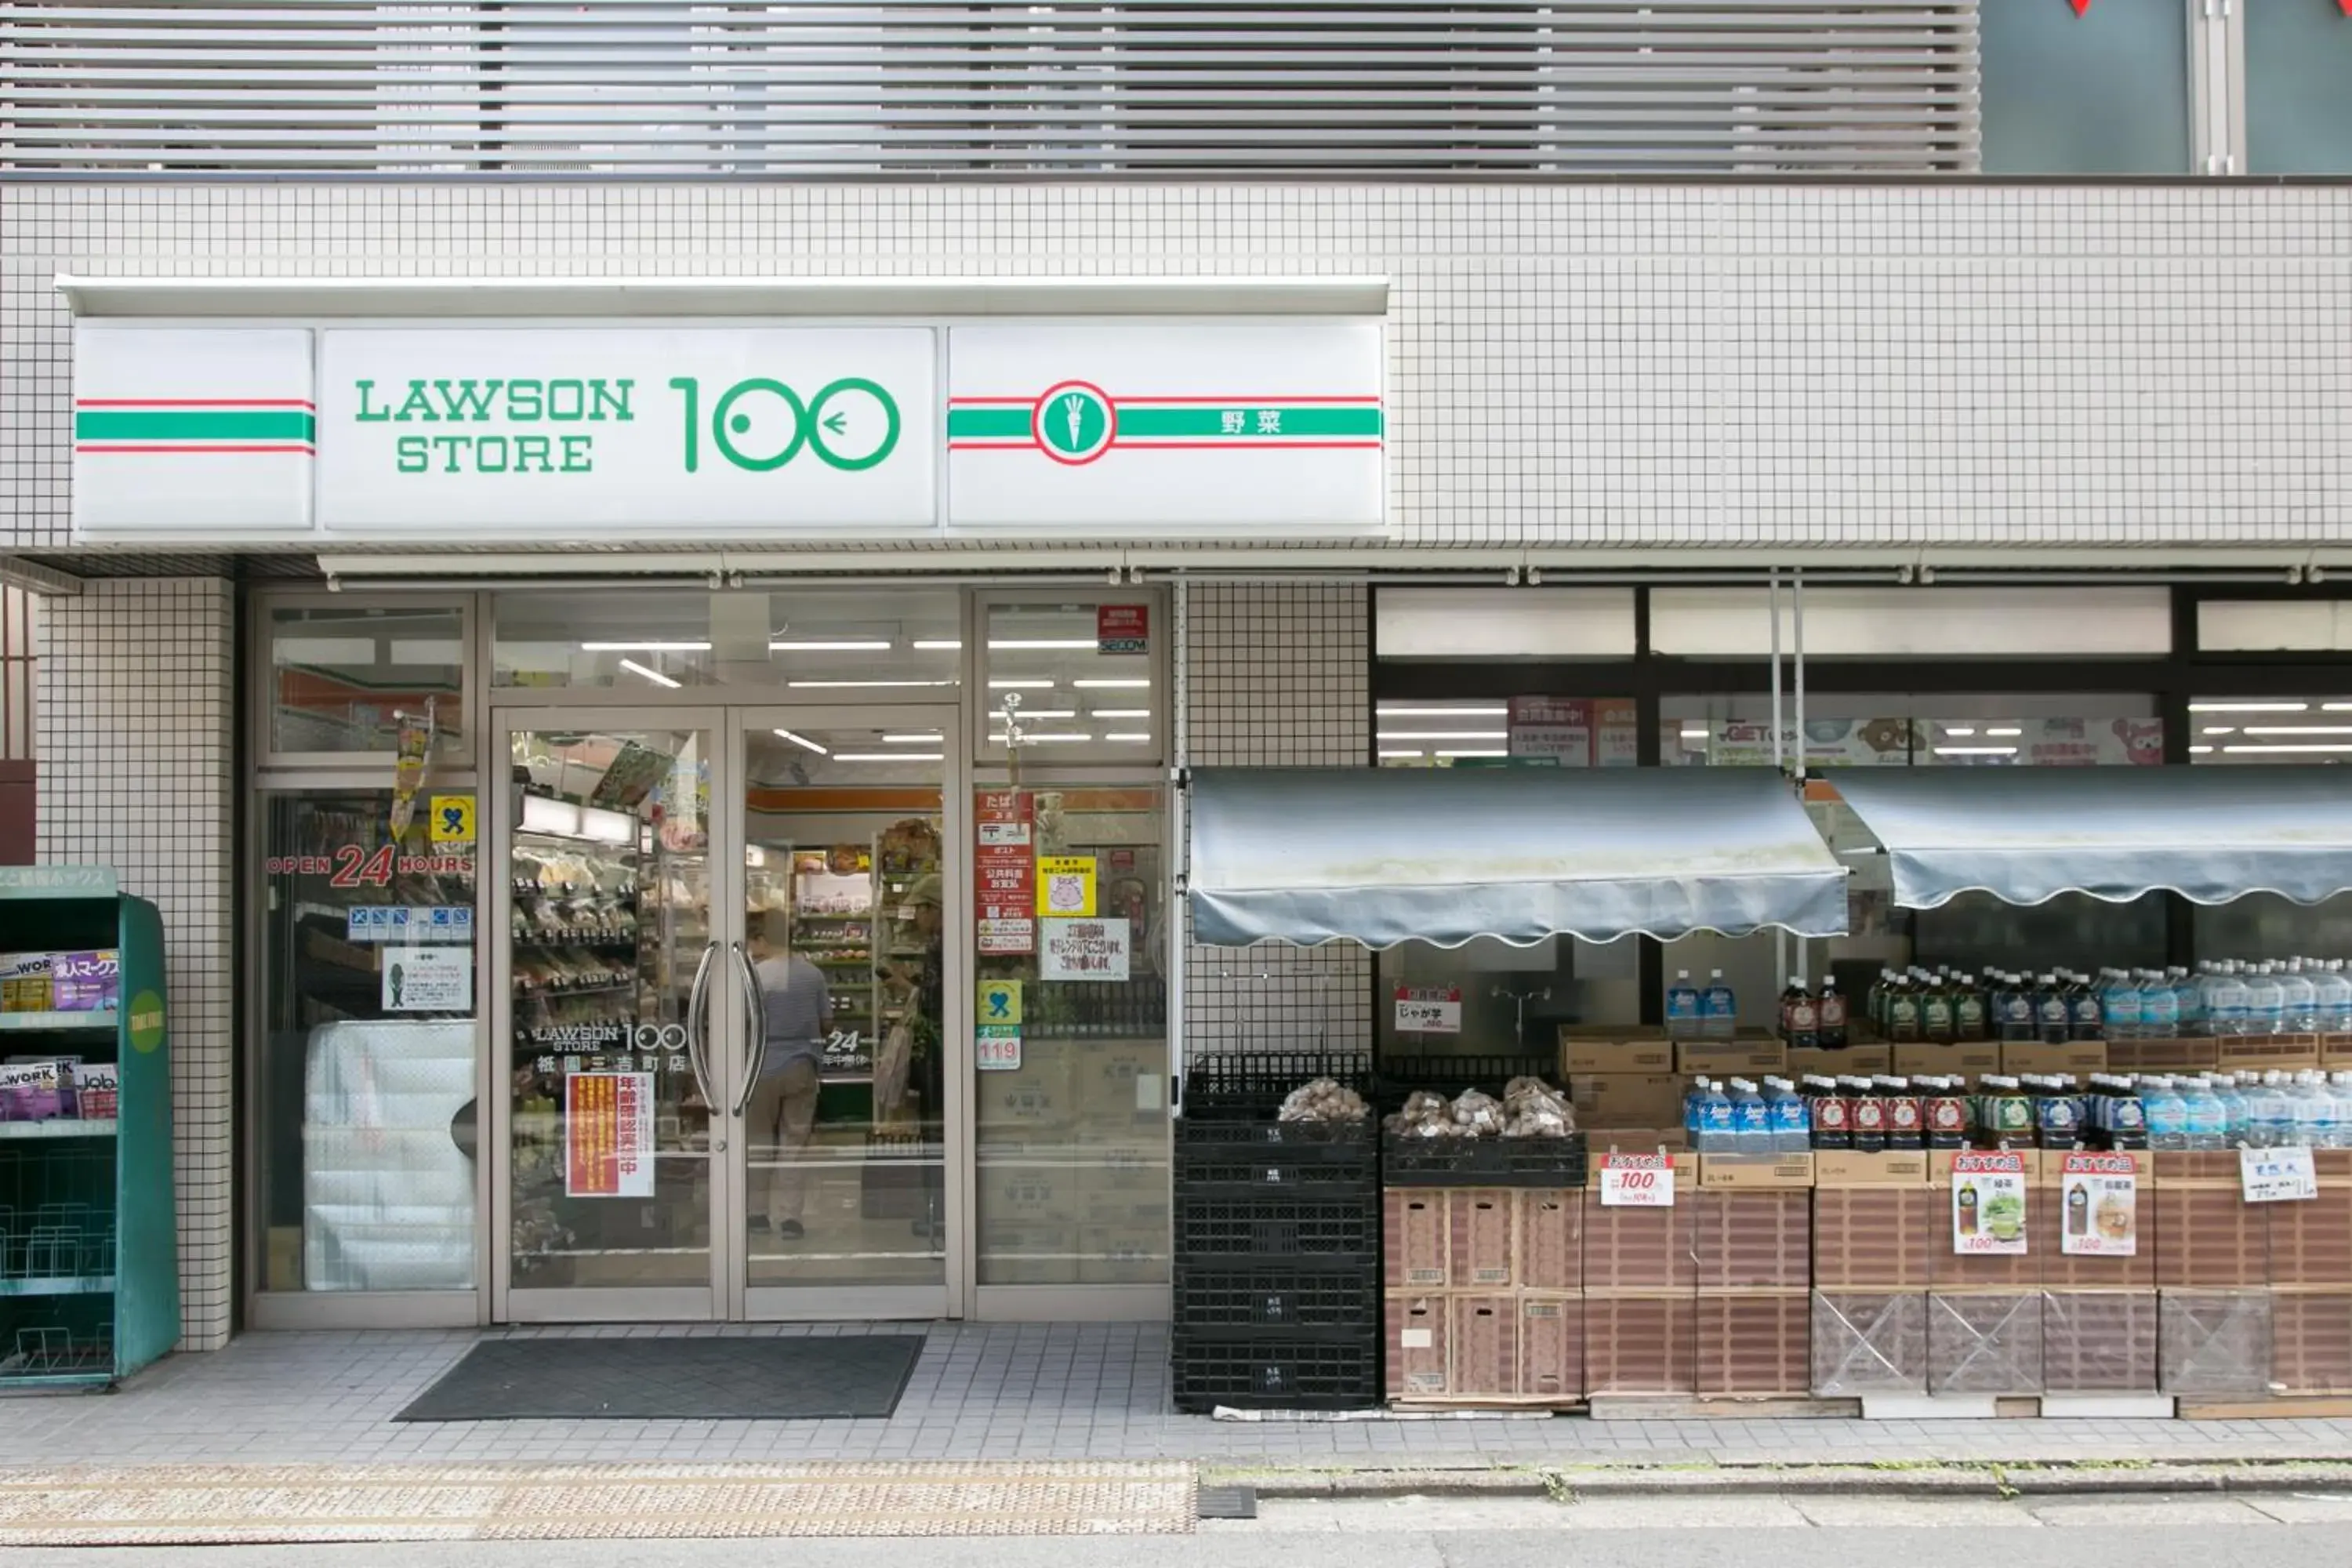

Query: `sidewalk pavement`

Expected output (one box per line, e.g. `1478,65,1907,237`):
7,1323,2352,1474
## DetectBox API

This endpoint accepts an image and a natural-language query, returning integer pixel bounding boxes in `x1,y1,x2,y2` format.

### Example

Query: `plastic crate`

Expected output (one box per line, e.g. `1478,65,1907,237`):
1175,1120,1377,1189
1175,1148,1379,1192
1171,1327,1380,1411
1174,1261,1380,1331
1377,1053,1561,1114
1178,1051,1374,1124
1174,1195,1378,1259
1381,1133,1588,1188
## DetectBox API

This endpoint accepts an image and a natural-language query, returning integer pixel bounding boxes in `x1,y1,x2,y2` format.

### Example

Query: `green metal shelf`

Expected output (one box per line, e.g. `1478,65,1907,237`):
0,1120,118,1140
0,1011,117,1032
0,1276,114,1298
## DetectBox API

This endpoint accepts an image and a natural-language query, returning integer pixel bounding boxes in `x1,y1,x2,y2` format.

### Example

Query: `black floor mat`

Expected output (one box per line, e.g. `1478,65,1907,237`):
393,1335,926,1421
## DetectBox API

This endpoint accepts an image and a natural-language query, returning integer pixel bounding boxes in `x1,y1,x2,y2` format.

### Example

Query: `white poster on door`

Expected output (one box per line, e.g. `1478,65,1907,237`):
1040,917,1131,982
382,946,472,1013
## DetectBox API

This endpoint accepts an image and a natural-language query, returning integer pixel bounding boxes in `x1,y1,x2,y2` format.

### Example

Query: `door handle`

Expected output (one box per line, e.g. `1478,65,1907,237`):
731,939,770,1116
684,940,720,1135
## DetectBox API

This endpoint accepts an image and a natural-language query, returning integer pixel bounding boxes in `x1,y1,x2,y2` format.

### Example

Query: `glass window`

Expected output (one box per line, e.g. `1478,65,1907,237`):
492,587,961,693
1649,587,2172,660
2199,601,2352,653
1663,695,2165,769
1980,0,2192,175
2188,691,2352,971
973,786,1168,1288
2246,0,2352,174
980,598,1164,765
1377,698,1637,768
267,604,465,757
1377,589,1635,660
260,789,479,1292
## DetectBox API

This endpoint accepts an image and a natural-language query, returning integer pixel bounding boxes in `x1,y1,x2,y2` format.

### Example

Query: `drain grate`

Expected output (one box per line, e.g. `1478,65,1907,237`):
1197,1484,1258,1520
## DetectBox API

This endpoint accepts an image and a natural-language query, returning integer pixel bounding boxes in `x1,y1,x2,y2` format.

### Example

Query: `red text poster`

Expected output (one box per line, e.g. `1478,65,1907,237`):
976,789,1036,954
1097,604,1150,655
566,1071,654,1198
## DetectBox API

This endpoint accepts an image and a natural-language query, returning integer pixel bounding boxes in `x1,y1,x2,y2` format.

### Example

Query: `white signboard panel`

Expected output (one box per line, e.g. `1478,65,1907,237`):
73,325,316,536
946,322,1385,533
315,328,937,535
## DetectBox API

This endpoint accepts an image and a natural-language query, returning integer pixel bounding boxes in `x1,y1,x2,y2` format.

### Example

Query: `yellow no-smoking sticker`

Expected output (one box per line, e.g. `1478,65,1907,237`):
429,794,477,844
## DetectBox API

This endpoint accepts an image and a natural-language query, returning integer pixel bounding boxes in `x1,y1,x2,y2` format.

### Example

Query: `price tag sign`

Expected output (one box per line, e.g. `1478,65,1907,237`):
1599,1152,1675,1207
2241,1145,2320,1204
1392,985,1463,1034
1951,1150,2029,1255
2059,1152,2140,1257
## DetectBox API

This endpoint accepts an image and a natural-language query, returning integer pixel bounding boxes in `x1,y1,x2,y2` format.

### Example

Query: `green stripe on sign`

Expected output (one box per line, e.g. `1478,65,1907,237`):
74,409,316,443
946,408,1033,441
1116,405,1381,439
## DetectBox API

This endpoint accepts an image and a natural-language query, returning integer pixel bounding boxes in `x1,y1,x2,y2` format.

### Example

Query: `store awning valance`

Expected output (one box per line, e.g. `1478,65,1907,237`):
1826,765,2352,911
1185,766,1849,949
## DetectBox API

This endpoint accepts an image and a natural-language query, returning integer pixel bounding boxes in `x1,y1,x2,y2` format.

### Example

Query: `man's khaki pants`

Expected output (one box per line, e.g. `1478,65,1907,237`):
746,1055,822,1226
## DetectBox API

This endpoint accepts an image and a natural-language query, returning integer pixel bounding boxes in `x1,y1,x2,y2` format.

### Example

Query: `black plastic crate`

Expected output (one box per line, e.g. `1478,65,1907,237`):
1380,1132,1588,1188
1178,1051,1374,1123
1376,1052,1562,1113
1174,1195,1378,1258
1175,1262,1380,1332
1177,1129,1377,1190
1176,1118,1376,1157
1171,1328,1380,1412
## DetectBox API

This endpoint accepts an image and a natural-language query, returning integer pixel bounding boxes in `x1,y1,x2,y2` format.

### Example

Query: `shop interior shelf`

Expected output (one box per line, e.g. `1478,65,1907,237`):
0,1275,114,1298
0,1011,117,1033
0,1120,117,1140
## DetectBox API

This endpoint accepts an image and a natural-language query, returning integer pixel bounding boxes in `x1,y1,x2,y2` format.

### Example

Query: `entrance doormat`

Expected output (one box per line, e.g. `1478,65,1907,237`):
393,1335,926,1421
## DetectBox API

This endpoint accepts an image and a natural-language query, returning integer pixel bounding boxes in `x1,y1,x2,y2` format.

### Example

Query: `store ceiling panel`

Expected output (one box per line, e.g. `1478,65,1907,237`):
1185,766,1848,950
1827,766,2352,911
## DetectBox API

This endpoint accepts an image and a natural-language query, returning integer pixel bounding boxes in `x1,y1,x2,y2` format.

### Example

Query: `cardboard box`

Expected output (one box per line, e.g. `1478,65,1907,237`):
1517,1293,1586,1402
1813,1150,1930,1186
2216,1035,2322,1073
1449,1294,1523,1398
1788,1045,1893,1078
1893,1044,2000,1081
1385,1293,1451,1399
1697,1288,1811,1396
1518,1189,1583,1292
1450,1189,1517,1289
1813,1186,1940,1290
1926,1290,2045,1395
1696,1152,1815,1190
1560,1028,1672,1075
2111,1037,2221,1073
2043,1288,2159,1393
1676,1036,1787,1077
1812,1290,1929,1396
2000,1042,2108,1080
1383,1188,1450,1290
1076,1222,1165,1284
1696,1190,1812,1288
1930,1148,2046,1185
1585,1290,1697,1395
1571,1073,1683,1130
2322,1033,2352,1071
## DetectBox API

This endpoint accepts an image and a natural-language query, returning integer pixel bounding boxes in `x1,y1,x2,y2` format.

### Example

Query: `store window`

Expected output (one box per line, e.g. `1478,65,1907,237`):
1979,0,2193,175
1377,698,1637,768
2190,692,2352,963
2246,0,2352,175
1376,588,1635,661
2199,601,2352,653
267,603,466,759
492,587,961,693
260,789,480,1293
978,597,1165,765
973,786,1168,1289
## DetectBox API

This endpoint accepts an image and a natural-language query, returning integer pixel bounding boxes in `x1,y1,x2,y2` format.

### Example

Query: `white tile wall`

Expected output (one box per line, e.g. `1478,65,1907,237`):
1181,584,1370,1062
35,577,235,1349
6,184,2352,553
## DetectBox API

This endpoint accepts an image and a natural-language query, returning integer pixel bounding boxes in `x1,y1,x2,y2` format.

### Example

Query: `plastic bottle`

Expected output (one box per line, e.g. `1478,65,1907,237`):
1848,1075,1888,1154
1682,1076,1709,1143
2184,1075,2229,1152
1955,972,1988,1043
2248,962,2287,1039
2001,972,2038,1044
2249,1072,2293,1149
2105,1076,2148,1152
2033,973,2069,1046
2140,969,2181,1040
2316,961,2352,1036
1666,969,1703,1040
1729,1077,1773,1152
2294,1070,2334,1150
2283,960,2321,1037
1779,977,1820,1051
1695,1078,1735,1153
2098,968,2140,1042
2065,971,2103,1042
1980,1075,2034,1150
2209,964,2250,1040
1817,978,1849,1050
1921,974,1955,1045
2213,1071,2249,1148
1700,969,1738,1040
2332,1073,2352,1150
1922,1075,1969,1150
1881,1075,1924,1151
1766,1076,1811,1154
2143,1076,2190,1152
2169,966,2203,1039
1886,972,1921,1044
1806,1074,1853,1151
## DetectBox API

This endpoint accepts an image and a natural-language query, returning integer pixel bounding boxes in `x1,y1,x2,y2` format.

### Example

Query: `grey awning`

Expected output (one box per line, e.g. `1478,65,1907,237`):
1185,766,1849,949
1826,765,2352,911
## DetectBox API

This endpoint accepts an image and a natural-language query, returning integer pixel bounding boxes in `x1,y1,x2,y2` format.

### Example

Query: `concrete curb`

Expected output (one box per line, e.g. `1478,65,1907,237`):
1236,1461,2352,1501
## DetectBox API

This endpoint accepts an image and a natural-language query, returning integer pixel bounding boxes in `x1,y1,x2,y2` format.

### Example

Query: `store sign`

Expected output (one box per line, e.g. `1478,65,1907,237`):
945,322,1385,532
1508,698,1637,768
2059,1152,2140,1257
975,790,1036,955
1392,985,1463,1034
564,1071,654,1198
1040,917,1131,982
2241,1145,2319,1204
1951,1151,2029,1254
1599,1152,1675,1208
74,318,1389,543
976,1025,1022,1072
1098,604,1150,655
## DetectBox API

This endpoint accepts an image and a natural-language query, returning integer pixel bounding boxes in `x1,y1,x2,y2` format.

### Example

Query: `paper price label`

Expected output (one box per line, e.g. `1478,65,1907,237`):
2241,1145,2319,1203
1392,985,1463,1034
1599,1152,1675,1207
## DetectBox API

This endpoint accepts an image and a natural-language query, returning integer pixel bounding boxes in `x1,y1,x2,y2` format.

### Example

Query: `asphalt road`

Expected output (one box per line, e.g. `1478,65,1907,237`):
8,1495,2352,1568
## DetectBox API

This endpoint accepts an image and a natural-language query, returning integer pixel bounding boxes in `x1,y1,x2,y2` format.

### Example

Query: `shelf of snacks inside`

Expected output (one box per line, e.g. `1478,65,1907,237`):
0,1011,117,1033
0,1120,118,1140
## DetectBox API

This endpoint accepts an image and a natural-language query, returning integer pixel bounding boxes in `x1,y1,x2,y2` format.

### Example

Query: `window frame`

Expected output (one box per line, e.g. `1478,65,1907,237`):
249,587,481,773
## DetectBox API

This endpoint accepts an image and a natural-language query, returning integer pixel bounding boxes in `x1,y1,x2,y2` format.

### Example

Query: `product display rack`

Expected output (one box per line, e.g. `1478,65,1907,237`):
0,868,176,1388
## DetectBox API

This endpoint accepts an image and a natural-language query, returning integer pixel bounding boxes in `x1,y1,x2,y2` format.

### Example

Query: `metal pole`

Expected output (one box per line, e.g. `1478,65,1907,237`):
1793,566,1808,986
1770,569,1786,999
1169,576,1189,1113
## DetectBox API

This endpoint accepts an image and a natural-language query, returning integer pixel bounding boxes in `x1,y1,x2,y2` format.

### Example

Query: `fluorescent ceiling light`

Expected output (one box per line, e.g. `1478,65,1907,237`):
2241,726,2352,736
770,639,891,652
1933,746,2019,756
2189,701,2309,713
1986,727,2023,737
521,796,579,838
1105,732,1152,742
578,804,636,845
913,639,963,652
789,679,956,689
834,752,943,762
2327,702,2352,713
1017,709,1076,720
1377,706,1509,717
274,636,379,665
1679,729,1710,740
1073,678,1149,690
1379,749,1426,759
618,657,681,689
1093,709,1151,719
1377,730,1509,742
773,728,829,757
994,732,1092,745
988,638,1098,650
1436,750,1508,759
2203,727,2238,736
882,732,944,744
584,640,711,652
989,678,1056,690
2190,746,2215,755
2223,743,2352,753
1944,726,1977,737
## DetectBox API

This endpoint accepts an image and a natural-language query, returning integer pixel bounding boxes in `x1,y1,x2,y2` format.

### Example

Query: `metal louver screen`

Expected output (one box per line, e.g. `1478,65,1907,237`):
0,1,1980,176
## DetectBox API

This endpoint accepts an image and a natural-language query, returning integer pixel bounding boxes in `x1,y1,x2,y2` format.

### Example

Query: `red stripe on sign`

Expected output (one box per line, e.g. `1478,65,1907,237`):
76,443,315,455
75,397,318,409
1102,395,1383,405
1109,439,1383,450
